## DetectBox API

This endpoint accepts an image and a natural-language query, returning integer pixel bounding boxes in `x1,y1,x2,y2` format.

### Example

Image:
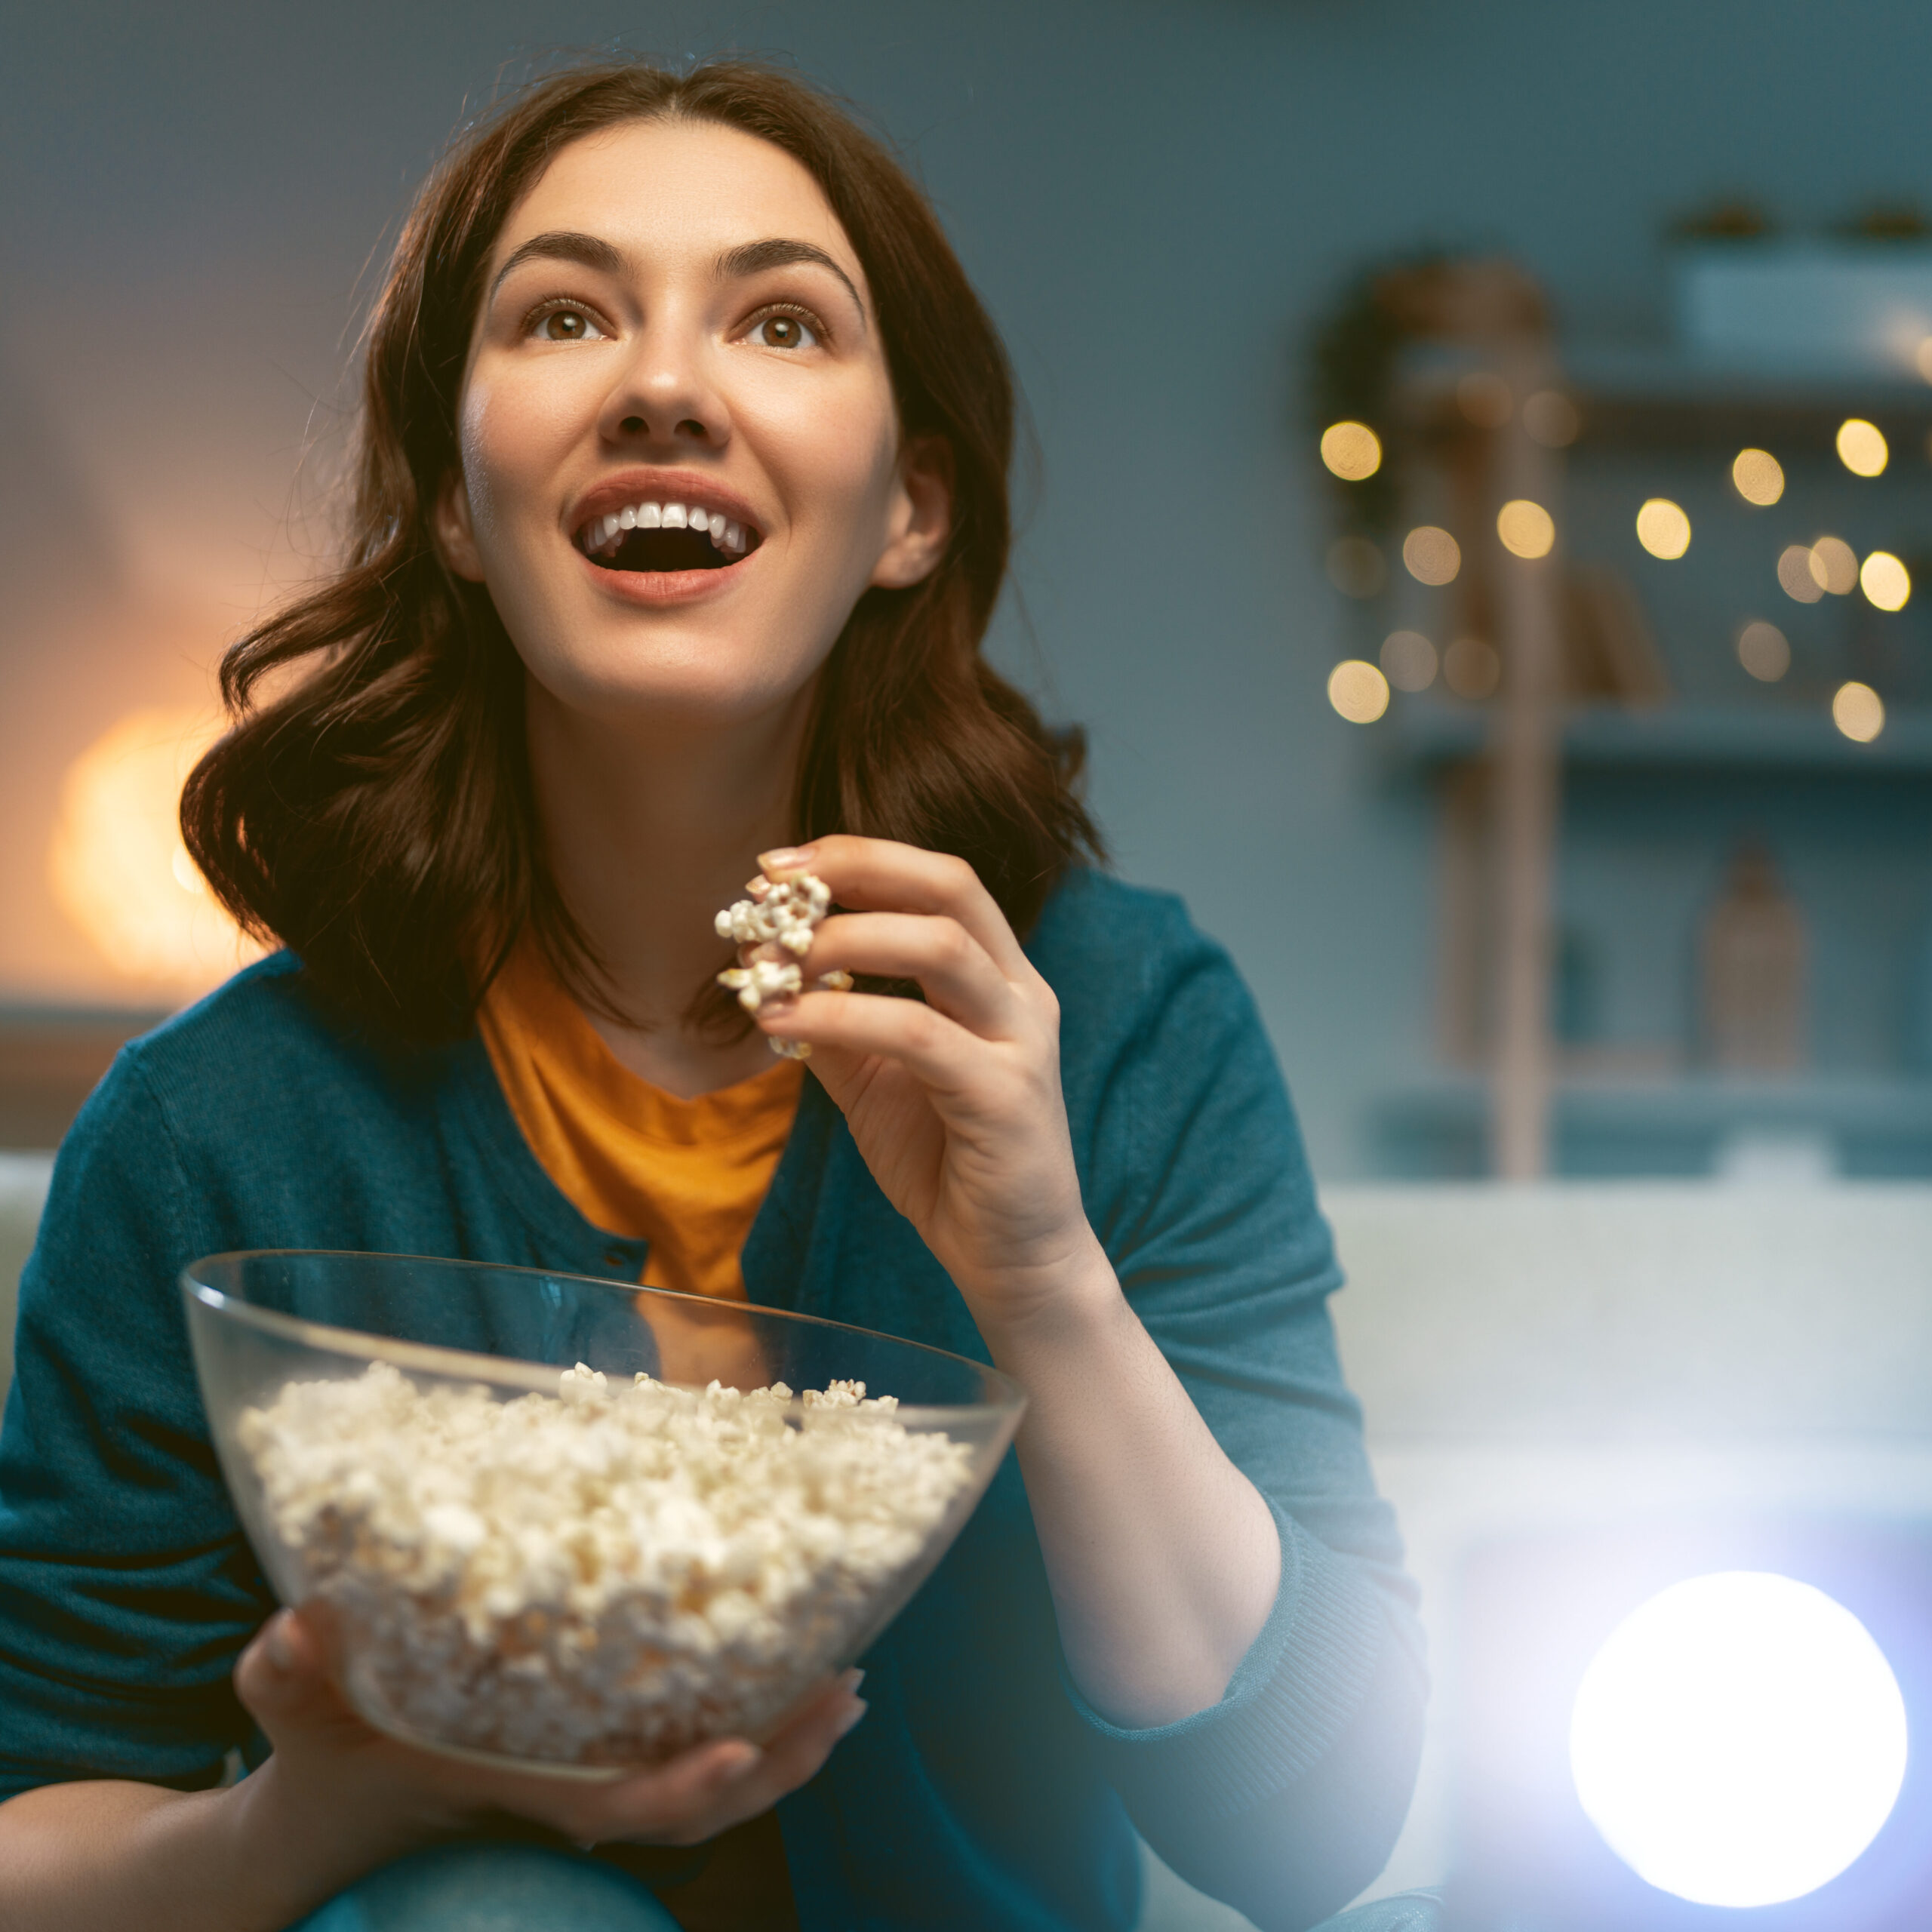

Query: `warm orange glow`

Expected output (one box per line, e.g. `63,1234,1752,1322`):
1403,525,1462,585
1443,636,1501,700
1380,629,1438,692
1808,537,1859,595
1835,419,1888,477
47,708,260,995
1736,621,1790,682
1860,550,1912,611
1497,499,1556,559
1731,449,1785,506
1778,545,1825,604
1832,681,1884,743
1320,421,1383,481
1635,499,1691,560
1327,659,1390,724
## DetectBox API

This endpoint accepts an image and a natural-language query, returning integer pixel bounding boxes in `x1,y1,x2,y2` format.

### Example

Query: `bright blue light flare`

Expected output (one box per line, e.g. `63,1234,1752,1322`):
1569,1571,1908,1908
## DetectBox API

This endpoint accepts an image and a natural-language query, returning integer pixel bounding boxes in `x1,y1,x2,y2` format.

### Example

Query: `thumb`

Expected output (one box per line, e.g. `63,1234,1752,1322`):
234,1607,341,1729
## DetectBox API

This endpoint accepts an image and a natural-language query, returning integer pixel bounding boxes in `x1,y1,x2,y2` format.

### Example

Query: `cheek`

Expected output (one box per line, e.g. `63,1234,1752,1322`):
755,377,903,542
457,374,589,552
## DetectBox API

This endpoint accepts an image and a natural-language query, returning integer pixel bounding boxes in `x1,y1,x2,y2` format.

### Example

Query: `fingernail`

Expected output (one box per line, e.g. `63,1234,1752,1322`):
835,1698,869,1740
264,1614,295,1672
841,1668,866,1694
758,845,815,872
716,1742,761,1780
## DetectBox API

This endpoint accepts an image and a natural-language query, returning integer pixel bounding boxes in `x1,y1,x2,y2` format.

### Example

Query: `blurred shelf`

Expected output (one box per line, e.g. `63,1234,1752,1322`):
1388,700,1932,774
0,1005,167,1149
1382,1072,1932,1137
1561,345,1932,451
1400,343,1932,451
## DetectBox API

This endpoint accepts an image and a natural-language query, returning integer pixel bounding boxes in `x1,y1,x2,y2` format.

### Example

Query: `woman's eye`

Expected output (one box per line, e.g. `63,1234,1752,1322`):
747,311,820,350
533,305,605,342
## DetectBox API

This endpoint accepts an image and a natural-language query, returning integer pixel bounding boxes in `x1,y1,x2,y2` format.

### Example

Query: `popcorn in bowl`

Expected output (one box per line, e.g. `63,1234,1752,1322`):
238,1361,974,1768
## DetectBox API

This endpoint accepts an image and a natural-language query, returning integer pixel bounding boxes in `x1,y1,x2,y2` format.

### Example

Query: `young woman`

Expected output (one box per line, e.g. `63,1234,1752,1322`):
0,60,1423,1932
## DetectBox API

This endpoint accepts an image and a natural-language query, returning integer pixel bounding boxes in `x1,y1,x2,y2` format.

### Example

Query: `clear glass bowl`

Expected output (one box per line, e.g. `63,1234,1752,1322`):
183,1251,1025,1777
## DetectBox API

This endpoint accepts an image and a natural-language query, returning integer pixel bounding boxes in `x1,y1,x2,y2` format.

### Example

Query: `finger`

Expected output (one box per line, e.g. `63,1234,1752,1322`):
756,989,983,1092
806,914,1023,1036
685,1675,869,1831
233,1607,354,1734
543,1736,767,1847
758,838,1029,978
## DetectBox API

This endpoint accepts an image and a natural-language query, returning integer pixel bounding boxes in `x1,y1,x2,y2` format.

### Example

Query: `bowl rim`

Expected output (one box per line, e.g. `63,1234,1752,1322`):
180,1247,1026,1420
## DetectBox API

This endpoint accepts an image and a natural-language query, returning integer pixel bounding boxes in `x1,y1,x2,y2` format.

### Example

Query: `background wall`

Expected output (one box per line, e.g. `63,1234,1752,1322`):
5,0,1931,1174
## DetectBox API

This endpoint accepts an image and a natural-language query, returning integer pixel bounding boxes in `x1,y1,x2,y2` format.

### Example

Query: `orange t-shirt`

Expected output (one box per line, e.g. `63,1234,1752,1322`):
475,936,802,1300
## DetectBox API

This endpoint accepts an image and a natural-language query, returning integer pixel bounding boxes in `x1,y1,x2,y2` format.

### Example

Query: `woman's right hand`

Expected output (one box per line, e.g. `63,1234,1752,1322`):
232,1607,866,1867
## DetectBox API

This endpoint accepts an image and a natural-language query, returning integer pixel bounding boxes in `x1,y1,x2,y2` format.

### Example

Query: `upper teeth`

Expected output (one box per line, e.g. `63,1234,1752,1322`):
586,503,749,555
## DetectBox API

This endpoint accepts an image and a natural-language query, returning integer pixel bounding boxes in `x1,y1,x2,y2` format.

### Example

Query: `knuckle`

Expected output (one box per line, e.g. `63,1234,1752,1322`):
933,918,972,969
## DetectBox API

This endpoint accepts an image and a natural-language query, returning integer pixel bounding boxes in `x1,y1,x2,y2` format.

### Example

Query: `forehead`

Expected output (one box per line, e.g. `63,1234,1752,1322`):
492,116,866,291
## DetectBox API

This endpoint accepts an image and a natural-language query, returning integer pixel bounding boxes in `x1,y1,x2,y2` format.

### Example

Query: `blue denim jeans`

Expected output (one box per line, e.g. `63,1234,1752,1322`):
292,1844,679,1930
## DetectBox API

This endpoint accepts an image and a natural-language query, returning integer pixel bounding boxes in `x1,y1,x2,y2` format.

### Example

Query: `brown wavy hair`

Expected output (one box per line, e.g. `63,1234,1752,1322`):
183,58,1100,1043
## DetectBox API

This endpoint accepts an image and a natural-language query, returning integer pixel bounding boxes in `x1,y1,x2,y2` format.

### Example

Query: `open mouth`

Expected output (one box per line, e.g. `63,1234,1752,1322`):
576,499,761,574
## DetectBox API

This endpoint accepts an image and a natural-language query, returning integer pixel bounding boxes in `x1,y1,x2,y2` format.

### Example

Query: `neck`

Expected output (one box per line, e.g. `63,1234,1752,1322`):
524,678,812,1088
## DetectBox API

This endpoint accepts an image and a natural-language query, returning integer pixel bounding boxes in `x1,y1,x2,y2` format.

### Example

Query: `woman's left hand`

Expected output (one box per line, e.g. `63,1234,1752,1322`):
743,835,1103,1329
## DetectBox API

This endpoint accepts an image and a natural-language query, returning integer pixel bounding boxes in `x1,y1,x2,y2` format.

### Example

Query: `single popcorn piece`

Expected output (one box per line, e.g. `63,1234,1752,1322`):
238,1360,974,1767
714,871,852,1059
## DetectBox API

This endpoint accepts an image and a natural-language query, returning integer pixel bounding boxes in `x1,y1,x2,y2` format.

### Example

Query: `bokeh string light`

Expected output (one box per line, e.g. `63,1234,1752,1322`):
1635,498,1691,560
1521,389,1580,448
1443,635,1501,700
1497,498,1555,559
1380,629,1438,692
1327,658,1390,724
1860,549,1911,611
1833,681,1886,743
1320,420,1383,481
1778,544,1825,603
1736,620,1790,682
1403,525,1462,585
1809,537,1859,595
1835,417,1888,477
1730,448,1785,506
1457,371,1514,428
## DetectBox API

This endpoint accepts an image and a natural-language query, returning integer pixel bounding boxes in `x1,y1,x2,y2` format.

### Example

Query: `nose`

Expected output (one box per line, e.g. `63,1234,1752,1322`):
598,315,729,451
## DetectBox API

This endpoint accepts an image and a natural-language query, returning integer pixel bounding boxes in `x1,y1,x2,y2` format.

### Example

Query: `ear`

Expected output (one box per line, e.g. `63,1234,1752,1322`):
869,435,954,591
432,469,488,583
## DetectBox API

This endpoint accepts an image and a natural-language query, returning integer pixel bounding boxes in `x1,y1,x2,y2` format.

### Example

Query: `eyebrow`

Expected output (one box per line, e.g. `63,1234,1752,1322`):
489,230,625,300
488,229,866,325
715,238,867,322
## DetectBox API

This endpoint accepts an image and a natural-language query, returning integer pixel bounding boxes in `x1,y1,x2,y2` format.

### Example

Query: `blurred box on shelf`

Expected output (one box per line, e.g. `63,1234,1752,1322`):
1674,243,1932,377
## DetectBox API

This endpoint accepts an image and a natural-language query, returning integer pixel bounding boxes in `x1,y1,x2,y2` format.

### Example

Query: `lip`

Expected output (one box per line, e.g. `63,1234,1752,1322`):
576,547,754,607
565,468,766,547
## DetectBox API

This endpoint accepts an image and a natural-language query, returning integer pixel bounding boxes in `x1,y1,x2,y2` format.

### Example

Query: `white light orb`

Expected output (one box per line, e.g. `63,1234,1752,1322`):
1571,1571,1907,1908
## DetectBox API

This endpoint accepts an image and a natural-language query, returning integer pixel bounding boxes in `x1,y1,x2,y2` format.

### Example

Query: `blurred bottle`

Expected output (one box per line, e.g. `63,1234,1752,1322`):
1700,840,1807,1072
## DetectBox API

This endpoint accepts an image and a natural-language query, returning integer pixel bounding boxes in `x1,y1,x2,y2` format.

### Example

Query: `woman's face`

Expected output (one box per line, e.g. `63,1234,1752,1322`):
438,117,948,734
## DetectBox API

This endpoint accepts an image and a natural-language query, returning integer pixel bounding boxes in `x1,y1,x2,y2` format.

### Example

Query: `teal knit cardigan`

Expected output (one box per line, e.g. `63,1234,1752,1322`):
0,869,1423,1931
